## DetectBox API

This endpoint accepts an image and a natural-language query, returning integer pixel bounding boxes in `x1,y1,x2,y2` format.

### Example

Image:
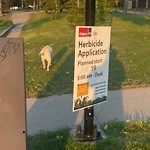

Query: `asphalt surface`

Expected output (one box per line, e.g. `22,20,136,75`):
6,11,32,37
4,11,150,135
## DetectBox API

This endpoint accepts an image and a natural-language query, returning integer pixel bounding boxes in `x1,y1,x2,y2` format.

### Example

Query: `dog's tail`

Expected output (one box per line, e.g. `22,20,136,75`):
39,51,44,56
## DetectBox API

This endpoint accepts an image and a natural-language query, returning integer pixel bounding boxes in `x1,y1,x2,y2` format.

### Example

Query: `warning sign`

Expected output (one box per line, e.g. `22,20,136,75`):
73,26,111,111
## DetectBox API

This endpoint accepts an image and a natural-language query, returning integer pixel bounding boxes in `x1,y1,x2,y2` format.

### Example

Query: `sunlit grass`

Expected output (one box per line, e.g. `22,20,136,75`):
109,13,150,90
23,13,74,98
0,14,12,34
22,12,150,98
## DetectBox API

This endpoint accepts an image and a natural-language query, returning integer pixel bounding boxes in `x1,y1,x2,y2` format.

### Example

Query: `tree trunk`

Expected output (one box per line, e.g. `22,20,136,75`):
146,0,149,9
0,0,2,17
33,0,36,10
124,0,128,14
21,0,24,9
39,0,42,9
136,0,138,10
77,0,80,7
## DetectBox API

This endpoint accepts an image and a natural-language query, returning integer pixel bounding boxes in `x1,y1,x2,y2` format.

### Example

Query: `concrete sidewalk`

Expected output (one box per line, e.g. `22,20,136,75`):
1,11,33,37
27,87,150,135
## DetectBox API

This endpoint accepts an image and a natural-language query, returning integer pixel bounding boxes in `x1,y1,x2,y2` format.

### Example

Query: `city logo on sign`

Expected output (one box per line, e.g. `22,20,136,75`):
79,28,92,37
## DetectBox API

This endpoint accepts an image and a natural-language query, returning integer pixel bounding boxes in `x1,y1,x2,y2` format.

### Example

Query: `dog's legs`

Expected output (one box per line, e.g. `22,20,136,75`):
46,60,51,71
41,57,46,69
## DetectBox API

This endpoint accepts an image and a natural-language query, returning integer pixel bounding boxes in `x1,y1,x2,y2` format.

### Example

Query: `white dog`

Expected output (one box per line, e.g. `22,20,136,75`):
39,45,53,71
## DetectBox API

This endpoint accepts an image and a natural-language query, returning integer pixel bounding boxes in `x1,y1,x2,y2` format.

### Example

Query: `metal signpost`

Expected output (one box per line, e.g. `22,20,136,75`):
84,0,95,141
73,0,111,141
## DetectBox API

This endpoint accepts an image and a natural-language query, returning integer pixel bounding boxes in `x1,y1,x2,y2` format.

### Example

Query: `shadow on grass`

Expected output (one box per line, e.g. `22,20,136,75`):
52,46,68,67
112,12,150,26
108,46,125,90
27,128,70,150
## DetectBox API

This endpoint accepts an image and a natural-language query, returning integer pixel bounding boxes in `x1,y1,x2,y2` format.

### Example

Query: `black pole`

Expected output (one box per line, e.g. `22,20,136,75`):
85,0,95,26
84,0,96,141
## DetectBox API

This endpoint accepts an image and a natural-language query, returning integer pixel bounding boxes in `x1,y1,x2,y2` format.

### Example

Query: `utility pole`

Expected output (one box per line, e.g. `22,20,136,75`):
21,0,24,9
136,0,138,10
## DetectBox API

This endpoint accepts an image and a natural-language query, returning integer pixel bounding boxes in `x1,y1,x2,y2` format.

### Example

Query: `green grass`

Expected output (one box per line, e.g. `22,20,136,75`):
0,15,12,34
22,12,150,98
23,13,74,98
109,13,150,90
27,121,150,150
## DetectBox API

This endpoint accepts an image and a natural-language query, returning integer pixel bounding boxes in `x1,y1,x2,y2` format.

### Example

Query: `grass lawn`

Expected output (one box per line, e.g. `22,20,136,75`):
27,121,150,150
110,13,150,90
23,13,75,98
0,14,12,34
22,12,150,98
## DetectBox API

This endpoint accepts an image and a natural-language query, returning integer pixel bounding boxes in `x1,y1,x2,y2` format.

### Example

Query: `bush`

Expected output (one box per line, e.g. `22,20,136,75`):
66,0,85,27
0,18,12,26
96,0,112,25
67,0,112,27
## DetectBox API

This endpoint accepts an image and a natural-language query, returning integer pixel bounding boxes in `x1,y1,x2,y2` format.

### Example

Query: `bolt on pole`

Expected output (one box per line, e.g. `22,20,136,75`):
84,0,96,141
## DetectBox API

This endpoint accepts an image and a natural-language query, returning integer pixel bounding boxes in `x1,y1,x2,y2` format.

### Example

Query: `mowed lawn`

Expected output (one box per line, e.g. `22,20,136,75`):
22,12,150,98
0,14,12,34
110,13,150,90
27,121,150,150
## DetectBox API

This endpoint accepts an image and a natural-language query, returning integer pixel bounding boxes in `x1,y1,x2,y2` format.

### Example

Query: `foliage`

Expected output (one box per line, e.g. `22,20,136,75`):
103,121,125,137
66,0,115,27
0,18,12,25
123,120,150,149
96,0,112,25
66,0,85,27
41,0,68,14
27,128,70,150
11,0,21,6
41,0,56,13
2,0,11,10
0,15,12,33
27,121,150,150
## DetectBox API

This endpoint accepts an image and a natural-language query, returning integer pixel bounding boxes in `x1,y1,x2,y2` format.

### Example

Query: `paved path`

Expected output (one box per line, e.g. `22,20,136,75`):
27,88,150,135
6,11,32,37
5,11,150,135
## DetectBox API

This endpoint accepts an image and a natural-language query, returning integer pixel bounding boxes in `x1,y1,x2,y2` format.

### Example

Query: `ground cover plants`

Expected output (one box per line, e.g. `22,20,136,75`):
27,120,150,150
0,14,12,34
23,12,150,98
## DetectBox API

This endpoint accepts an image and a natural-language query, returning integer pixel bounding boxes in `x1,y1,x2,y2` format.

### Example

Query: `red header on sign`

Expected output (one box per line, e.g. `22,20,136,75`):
79,28,92,37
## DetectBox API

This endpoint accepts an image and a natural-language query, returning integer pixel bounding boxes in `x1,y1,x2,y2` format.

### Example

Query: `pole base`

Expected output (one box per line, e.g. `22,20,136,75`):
75,125,102,142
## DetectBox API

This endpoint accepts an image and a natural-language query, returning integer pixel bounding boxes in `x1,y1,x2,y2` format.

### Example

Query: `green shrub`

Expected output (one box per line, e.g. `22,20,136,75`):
66,0,85,27
0,18,12,26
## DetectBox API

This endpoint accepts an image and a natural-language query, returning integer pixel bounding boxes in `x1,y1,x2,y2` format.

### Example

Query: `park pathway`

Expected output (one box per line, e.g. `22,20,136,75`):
6,11,32,37
3,11,150,135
